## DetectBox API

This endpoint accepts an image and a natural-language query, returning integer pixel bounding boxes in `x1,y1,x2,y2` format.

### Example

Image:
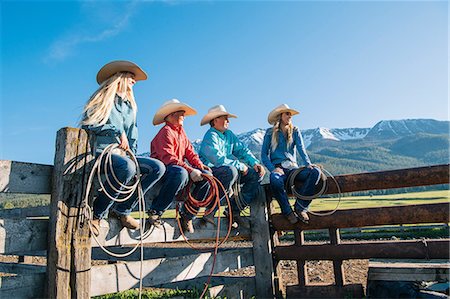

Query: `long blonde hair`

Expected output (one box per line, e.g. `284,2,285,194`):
271,115,293,152
81,72,137,126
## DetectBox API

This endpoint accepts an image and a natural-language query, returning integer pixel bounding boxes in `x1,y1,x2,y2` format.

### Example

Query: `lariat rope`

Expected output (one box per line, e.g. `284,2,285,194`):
176,173,234,299
287,164,342,216
83,143,146,298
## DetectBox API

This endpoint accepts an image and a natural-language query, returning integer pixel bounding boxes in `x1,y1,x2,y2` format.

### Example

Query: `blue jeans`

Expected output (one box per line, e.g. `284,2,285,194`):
183,165,239,220
149,165,191,215
270,166,321,215
93,155,165,219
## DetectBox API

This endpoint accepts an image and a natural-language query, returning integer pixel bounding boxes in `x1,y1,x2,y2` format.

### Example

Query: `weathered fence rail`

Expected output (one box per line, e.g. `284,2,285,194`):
0,127,449,298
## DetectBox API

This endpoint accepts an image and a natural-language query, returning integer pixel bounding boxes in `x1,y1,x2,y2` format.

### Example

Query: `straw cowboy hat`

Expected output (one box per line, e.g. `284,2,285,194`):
268,104,299,125
96,60,147,84
153,99,197,125
200,105,237,126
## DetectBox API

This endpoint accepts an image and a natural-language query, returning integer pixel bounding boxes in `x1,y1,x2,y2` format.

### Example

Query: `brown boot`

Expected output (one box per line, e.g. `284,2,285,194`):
286,212,299,224
118,215,140,230
147,210,163,228
180,214,194,234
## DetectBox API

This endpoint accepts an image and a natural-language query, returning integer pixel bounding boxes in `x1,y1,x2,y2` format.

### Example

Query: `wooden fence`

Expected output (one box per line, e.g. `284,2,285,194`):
0,127,449,298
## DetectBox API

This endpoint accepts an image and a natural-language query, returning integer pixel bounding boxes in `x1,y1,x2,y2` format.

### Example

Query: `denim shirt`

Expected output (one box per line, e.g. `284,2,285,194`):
82,94,138,154
199,127,260,171
261,126,311,172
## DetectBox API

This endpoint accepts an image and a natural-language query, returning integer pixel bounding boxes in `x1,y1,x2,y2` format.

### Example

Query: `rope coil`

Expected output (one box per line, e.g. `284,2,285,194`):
83,143,146,298
287,164,342,216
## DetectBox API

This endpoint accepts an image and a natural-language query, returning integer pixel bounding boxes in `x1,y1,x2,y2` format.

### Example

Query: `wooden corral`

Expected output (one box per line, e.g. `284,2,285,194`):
0,127,449,298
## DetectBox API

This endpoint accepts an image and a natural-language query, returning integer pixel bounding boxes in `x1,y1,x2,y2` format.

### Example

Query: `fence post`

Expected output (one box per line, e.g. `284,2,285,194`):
250,185,276,299
295,229,308,287
329,228,345,286
47,127,94,298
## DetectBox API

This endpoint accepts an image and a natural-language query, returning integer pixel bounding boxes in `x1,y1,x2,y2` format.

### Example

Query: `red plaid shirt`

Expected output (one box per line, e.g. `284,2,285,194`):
151,122,203,172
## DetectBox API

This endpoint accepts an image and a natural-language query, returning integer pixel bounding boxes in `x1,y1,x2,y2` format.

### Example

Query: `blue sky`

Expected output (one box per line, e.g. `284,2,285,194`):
1,0,448,165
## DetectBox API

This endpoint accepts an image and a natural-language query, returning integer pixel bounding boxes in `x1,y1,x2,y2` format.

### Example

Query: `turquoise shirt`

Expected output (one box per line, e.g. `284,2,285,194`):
199,127,260,171
261,127,311,172
82,94,138,154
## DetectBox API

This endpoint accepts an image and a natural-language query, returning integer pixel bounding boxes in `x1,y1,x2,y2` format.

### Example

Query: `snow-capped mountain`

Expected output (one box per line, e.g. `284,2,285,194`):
301,127,371,148
365,119,449,139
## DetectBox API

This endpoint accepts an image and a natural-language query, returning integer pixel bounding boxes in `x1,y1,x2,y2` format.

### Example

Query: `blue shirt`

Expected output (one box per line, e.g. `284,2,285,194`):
82,94,138,154
261,126,311,172
199,127,260,171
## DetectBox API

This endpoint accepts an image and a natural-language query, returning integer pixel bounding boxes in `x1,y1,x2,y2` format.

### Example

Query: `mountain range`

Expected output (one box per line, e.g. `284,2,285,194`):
142,119,449,176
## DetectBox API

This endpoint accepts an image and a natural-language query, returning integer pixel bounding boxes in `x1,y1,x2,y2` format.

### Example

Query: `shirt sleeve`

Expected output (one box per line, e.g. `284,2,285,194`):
230,132,260,167
200,131,247,171
294,127,312,166
152,128,194,172
261,128,276,172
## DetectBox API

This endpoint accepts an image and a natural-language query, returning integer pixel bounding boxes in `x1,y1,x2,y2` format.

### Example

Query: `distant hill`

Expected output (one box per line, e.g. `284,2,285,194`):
141,118,449,176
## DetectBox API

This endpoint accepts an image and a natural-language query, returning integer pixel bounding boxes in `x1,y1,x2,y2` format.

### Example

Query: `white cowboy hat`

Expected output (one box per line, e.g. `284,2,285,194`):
96,60,147,85
267,104,299,125
200,105,237,126
153,99,197,126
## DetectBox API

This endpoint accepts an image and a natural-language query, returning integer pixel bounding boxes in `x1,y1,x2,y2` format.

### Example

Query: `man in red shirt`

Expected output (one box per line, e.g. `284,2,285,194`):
148,99,210,233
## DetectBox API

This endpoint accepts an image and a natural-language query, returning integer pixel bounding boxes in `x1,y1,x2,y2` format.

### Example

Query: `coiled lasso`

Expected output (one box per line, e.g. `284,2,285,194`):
287,164,342,216
82,143,147,298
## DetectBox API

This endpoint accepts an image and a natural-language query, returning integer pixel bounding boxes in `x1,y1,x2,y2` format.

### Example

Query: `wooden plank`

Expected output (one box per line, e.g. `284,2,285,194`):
368,259,450,282
0,218,48,254
271,202,450,231
250,186,276,299
0,206,49,218
158,275,256,299
0,217,249,255
93,216,250,247
90,248,254,296
46,127,93,298
0,160,53,194
275,239,450,260
92,245,253,261
319,164,450,194
0,273,46,298
0,262,46,274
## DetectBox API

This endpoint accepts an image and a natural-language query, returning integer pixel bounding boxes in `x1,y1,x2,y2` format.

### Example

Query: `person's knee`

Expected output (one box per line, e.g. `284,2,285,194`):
152,159,166,179
167,165,189,184
247,168,260,182
114,157,137,181
270,172,284,189
214,165,239,187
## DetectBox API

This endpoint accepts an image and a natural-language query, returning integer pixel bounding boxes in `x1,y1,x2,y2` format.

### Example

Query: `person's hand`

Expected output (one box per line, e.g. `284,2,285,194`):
254,164,266,178
119,132,130,151
307,164,314,170
202,165,212,172
190,169,203,182
273,167,285,175
241,164,249,176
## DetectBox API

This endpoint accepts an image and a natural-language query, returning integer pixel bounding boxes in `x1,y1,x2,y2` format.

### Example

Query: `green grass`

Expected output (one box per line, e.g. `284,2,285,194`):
93,287,233,299
290,189,450,212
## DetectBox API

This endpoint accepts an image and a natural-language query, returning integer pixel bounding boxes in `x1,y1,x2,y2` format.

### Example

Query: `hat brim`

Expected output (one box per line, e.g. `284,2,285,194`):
153,103,197,125
200,112,237,126
268,108,299,125
97,60,147,85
